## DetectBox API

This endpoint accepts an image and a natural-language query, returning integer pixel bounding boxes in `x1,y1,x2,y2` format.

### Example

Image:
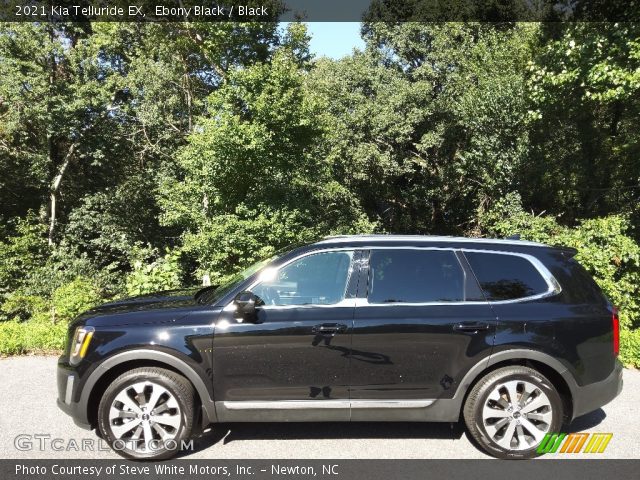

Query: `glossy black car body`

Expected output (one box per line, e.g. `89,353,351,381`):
57,235,622,446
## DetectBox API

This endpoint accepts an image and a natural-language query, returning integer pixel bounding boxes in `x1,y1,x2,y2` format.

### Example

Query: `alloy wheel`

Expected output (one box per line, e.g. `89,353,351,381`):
108,381,182,453
482,379,553,450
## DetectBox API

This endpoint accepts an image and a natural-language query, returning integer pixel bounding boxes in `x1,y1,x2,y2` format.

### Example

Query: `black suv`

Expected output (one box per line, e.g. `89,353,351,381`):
57,235,623,459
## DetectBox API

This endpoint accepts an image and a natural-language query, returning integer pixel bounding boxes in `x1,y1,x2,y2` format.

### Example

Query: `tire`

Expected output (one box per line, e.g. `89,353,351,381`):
463,366,563,459
97,367,195,460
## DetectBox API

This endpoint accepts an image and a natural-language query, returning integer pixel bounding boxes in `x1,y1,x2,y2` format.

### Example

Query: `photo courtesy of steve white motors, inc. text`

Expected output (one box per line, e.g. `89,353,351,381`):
14,463,338,477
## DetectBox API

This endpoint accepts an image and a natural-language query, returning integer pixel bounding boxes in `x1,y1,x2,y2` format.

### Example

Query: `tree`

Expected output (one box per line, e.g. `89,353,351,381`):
0,21,286,274
160,24,373,282
0,22,130,245
312,23,535,234
523,23,640,228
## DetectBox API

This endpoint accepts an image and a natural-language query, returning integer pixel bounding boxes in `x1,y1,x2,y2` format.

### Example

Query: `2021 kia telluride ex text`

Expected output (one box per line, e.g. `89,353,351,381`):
57,235,623,459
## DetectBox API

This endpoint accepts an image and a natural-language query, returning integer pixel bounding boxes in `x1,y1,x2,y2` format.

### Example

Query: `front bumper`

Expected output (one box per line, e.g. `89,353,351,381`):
571,359,624,419
56,357,92,430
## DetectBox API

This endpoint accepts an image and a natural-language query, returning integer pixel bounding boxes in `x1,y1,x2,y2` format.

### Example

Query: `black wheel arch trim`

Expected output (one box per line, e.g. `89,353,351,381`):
424,349,578,423
79,349,217,427
456,349,577,400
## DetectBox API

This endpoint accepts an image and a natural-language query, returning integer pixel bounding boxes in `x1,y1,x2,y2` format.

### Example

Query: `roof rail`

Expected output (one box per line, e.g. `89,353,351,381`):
317,234,547,248
553,244,578,258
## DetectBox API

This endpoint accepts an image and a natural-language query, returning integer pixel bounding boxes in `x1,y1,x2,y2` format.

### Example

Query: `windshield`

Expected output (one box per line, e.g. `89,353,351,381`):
196,252,283,305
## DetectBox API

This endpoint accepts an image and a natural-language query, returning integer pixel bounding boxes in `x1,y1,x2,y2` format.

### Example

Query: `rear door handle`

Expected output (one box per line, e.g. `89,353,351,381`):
312,323,348,335
453,322,491,332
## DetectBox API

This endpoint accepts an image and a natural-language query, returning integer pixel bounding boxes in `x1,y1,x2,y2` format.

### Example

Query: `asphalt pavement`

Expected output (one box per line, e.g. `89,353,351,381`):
0,356,637,459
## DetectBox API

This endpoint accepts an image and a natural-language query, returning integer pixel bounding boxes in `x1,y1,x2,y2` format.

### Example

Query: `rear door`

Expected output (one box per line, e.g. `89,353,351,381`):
349,248,496,415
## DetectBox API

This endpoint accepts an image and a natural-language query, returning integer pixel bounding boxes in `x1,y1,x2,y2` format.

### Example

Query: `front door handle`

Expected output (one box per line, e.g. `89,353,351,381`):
453,322,491,333
312,323,348,335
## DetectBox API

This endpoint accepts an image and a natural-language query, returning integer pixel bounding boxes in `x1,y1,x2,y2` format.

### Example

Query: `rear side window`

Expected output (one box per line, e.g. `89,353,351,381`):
368,250,464,303
465,251,549,301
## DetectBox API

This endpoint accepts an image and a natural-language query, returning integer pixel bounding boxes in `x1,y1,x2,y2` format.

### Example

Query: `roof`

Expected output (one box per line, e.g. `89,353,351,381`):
315,234,548,248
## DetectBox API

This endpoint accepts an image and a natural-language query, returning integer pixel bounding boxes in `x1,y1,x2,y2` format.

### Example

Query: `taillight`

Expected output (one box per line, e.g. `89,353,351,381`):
612,308,620,356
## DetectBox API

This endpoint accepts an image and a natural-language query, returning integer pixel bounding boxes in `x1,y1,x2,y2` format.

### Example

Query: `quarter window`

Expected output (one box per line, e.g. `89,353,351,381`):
251,251,354,306
464,252,549,301
367,250,464,303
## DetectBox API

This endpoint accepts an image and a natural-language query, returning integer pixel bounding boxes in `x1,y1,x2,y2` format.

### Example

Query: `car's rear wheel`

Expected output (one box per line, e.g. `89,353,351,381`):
463,366,563,459
97,367,194,460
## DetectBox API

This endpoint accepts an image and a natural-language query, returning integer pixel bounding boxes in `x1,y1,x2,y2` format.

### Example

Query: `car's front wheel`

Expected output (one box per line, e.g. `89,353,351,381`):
463,366,564,459
97,367,194,460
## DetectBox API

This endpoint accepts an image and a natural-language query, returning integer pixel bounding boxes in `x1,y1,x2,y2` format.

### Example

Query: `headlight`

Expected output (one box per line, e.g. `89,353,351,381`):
69,326,95,365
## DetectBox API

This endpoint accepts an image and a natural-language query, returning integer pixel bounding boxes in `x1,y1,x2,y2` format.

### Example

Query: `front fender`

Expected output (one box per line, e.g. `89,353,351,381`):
79,349,217,426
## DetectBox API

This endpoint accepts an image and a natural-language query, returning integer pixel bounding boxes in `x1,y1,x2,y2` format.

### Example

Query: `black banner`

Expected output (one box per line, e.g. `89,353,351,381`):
1,0,640,22
3,460,640,480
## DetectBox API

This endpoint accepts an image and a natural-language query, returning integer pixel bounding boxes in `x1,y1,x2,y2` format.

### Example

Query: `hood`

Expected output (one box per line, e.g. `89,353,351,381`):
94,287,202,312
75,287,207,328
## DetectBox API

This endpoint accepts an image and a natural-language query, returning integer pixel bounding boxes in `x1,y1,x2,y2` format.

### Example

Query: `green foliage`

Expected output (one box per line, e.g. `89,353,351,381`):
125,249,184,296
523,23,640,223
51,277,102,324
160,48,325,221
181,205,310,284
0,216,49,304
620,329,640,368
2,275,101,325
0,294,48,323
480,193,640,366
160,28,375,282
0,317,68,356
311,23,536,233
1,21,640,362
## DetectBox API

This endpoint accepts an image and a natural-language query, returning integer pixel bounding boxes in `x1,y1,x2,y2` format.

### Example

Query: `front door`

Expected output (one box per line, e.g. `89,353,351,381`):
349,248,496,418
212,249,358,421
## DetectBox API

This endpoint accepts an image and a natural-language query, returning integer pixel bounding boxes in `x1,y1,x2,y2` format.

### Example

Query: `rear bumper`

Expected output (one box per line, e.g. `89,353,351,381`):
571,359,623,420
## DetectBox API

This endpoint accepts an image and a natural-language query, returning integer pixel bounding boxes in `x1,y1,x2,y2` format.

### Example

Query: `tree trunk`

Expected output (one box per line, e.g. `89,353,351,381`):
48,143,76,246
46,24,57,245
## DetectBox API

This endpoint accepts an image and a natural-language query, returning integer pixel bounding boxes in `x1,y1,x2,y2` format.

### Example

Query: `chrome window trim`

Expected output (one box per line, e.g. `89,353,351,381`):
255,298,358,311
358,246,561,307
223,245,562,311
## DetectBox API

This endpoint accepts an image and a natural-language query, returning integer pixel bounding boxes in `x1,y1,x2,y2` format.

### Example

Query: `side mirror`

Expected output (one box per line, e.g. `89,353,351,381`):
234,291,258,320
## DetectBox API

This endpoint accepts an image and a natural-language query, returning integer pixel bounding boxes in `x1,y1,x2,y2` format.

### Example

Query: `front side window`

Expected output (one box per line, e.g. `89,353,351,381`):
464,251,549,301
251,251,354,306
367,249,464,303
